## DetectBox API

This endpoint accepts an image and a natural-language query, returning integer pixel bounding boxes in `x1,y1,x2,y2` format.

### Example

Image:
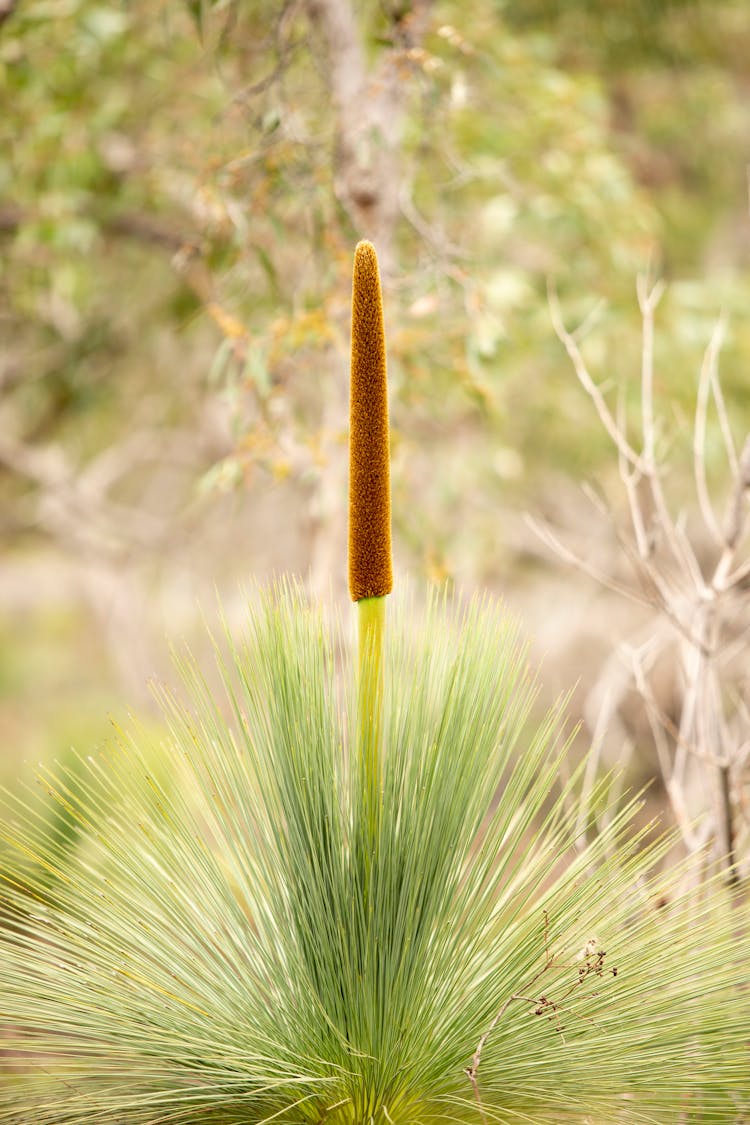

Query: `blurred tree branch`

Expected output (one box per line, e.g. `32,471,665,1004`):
299,0,434,593
0,0,16,28
533,283,750,885
0,189,228,695
306,0,433,265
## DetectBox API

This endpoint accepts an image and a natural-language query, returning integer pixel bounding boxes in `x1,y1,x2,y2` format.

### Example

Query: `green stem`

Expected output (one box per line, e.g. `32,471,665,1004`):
358,595,385,863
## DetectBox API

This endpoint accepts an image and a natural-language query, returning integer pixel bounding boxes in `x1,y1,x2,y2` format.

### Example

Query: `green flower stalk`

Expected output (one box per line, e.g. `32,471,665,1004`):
348,240,392,863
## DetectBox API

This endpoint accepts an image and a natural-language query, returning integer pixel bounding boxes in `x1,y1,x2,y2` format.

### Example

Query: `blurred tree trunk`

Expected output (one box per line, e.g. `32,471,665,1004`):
304,0,432,597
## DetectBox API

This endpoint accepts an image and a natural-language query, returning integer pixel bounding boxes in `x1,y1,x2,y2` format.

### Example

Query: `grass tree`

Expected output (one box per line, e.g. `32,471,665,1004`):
0,244,749,1124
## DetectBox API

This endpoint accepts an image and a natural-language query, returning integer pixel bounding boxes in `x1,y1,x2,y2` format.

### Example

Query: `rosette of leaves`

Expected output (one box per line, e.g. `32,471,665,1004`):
0,242,748,1124
1,586,748,1124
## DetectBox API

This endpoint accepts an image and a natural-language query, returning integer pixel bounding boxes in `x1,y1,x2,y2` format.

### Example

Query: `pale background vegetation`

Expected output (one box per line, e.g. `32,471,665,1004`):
2,0,750,873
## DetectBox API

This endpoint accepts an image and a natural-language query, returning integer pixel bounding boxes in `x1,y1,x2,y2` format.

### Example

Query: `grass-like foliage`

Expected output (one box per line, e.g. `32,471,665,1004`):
1,584,748,1124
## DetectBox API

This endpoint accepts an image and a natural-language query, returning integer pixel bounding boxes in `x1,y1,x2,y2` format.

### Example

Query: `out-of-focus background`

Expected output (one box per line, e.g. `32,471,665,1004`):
1,0,749,856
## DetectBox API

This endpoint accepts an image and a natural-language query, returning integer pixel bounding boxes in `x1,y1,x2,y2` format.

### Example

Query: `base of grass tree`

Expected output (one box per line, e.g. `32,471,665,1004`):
0,584,748,1125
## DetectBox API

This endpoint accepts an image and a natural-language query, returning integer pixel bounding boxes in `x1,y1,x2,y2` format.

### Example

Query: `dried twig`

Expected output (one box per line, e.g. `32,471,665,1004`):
466,917,617,1121
548,282,644,475
536,282,749,883
694,319,727,546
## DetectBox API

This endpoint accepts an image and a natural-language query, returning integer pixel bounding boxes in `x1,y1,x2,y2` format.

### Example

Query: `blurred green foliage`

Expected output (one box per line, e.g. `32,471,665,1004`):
3,0,749,486
1,0,750,772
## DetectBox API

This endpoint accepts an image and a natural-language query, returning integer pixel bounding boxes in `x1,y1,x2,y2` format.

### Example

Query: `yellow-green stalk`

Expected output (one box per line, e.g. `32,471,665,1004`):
348,240,392,856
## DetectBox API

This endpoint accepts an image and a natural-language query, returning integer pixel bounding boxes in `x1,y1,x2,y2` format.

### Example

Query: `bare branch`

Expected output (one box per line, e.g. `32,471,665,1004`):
617,389,651,560
672,518,709,593
694,318,727,546
629,644,723,770
723,552,750,590
722,434,750,549
718,763,740,886
636,273,666,470
587,499,709,650
524,513,653,608
548,282,645,474
709,323,738,478
674,619,706,786
547,274,749,883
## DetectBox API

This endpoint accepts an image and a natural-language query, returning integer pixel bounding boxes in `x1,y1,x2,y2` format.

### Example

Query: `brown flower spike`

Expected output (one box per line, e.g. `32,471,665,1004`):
348,240,393,601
